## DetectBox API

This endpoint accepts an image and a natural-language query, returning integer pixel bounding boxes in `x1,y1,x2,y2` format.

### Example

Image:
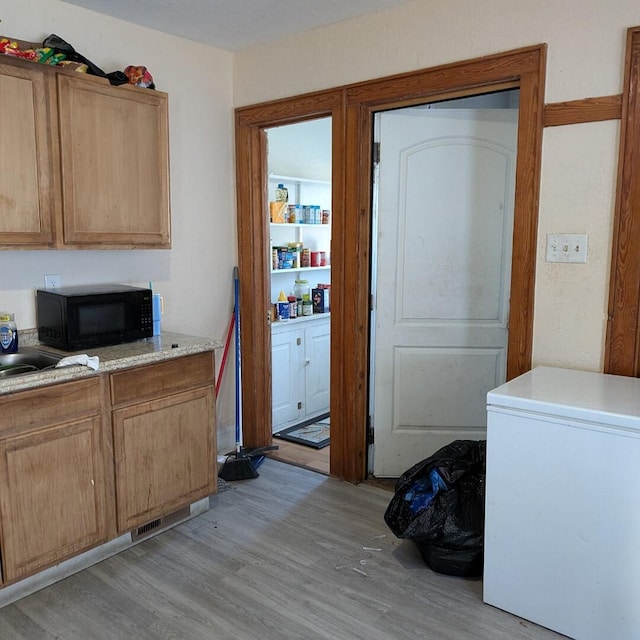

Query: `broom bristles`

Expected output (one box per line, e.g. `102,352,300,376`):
218,453,259,481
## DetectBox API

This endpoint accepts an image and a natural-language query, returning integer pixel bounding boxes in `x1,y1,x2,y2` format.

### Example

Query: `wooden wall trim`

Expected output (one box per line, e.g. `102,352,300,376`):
327,97,350,479
543,95,622,127
345,45,543,105
507,47,546,379
605,26,640,376
236,89,344,127
234,120,272,448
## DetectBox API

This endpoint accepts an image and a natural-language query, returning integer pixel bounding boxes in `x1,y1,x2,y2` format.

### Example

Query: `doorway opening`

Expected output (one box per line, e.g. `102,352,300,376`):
369,89,520,477
266,118,332,475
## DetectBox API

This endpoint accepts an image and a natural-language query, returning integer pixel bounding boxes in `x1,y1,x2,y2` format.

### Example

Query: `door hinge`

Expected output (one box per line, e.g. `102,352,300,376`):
372,141,380,165
367,416,374,444
297,401,303,410
296,337,302,346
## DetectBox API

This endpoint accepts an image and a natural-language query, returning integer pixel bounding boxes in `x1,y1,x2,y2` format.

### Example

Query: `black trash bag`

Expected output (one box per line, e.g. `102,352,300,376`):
384,439,486,577
42,34,129,86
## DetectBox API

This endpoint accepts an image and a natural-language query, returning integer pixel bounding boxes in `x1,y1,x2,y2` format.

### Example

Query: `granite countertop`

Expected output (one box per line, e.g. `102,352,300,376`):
0,329,223,396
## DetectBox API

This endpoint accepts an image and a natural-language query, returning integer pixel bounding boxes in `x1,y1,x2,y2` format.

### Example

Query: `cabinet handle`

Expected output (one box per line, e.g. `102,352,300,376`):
304,358,310,366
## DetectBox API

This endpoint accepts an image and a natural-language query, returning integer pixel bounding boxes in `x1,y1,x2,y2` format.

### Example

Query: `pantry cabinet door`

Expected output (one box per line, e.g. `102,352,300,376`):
304,321,331,417
0,60,59,246
272,327,304,431
57,74,170,248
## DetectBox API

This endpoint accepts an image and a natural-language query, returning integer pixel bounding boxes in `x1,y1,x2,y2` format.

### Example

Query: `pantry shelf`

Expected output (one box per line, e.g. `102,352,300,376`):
271,266,330,274
270,223,331,229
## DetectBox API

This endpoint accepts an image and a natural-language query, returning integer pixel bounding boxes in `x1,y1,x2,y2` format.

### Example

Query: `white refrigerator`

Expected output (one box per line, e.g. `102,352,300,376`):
483,366,640,640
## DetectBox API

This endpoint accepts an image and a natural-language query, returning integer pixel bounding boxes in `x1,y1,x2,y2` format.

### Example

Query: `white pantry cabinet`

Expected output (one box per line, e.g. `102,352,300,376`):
271,315,330,433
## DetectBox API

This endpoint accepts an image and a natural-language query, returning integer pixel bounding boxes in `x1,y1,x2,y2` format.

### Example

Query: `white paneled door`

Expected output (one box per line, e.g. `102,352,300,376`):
371,106,518,477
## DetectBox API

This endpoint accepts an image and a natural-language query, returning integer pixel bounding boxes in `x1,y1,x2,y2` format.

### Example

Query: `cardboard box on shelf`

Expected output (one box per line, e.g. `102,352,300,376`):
312,287,330,313
270,201,287,223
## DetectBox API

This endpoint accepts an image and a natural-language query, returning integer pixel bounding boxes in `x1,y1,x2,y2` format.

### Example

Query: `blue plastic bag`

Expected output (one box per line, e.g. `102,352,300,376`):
404,468,448,514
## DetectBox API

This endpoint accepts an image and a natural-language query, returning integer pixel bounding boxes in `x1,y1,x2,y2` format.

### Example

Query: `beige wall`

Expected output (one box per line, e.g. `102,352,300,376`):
2,1,237,447
234,0,640,372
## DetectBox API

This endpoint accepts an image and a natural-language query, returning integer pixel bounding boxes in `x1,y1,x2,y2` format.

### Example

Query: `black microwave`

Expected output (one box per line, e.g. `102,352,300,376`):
36,284,153,351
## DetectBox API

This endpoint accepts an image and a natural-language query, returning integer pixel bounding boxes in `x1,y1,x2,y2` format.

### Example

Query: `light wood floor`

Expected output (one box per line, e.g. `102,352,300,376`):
269,436,330,474
0,460,565,640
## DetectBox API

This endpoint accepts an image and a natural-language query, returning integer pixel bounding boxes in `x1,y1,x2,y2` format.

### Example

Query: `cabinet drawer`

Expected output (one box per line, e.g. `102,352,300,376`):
110,352,215,407
0,378,101,437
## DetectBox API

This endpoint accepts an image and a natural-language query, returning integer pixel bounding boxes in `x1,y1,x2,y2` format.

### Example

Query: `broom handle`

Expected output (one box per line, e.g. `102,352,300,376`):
234,266,241,451
215,310,235,400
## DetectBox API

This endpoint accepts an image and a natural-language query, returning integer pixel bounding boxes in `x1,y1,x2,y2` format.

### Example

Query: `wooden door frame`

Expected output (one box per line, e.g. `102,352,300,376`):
234,89,345,472
605,26,640,376
235,45,546,482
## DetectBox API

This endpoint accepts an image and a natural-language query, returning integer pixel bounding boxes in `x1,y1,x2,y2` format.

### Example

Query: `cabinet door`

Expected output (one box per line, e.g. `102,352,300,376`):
0,416,107,583
272,327,304,431
304,321,331,417
57,75,170,248
0,60,58,246
113,387,216,532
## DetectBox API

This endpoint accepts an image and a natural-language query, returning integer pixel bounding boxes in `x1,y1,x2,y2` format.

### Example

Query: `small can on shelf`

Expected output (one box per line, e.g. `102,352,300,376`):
288,296,297,318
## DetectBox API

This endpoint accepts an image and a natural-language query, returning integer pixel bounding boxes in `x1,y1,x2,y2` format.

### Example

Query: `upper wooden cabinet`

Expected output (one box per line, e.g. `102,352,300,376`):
58,75,170,248
0,61,59,246
0,56,170,249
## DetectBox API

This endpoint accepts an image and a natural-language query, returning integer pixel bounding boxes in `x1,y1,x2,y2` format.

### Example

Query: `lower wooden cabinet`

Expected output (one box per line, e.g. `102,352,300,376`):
110,353,217,532
0,378,110,584
0,350,216,588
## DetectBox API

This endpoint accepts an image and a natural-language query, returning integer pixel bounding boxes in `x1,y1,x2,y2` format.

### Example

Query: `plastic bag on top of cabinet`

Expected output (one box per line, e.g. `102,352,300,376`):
42,34,128,85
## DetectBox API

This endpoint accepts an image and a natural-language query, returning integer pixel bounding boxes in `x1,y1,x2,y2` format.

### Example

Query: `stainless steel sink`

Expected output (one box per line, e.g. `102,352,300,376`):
0,348,61,378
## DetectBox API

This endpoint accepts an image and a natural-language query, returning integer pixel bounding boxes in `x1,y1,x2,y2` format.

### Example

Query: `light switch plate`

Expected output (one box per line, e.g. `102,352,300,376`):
545,234,588,263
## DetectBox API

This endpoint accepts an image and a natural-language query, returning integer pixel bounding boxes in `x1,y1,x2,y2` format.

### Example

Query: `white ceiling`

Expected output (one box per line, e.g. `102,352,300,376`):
61,0,415,52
